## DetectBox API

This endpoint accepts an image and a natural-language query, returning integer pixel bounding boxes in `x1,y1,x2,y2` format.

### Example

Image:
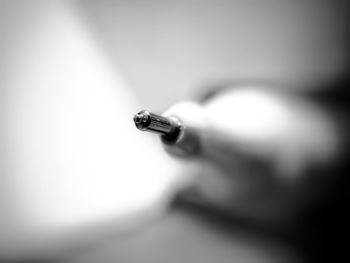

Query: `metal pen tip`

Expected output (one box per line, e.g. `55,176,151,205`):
133,110,181,142
133,110,151,130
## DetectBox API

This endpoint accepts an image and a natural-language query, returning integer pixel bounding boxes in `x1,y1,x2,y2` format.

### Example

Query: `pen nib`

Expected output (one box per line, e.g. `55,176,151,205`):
133,111,150,128
133,110,181,142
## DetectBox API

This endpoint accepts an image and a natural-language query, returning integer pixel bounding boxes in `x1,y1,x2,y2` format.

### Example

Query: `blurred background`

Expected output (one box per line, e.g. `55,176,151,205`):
0,0,348,262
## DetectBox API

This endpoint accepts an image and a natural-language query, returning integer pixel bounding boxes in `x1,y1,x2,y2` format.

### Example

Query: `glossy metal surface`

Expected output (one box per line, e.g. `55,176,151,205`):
133,110,181,142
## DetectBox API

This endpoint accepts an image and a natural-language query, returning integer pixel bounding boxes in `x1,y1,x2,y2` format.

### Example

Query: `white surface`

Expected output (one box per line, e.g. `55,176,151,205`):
0,2,184,256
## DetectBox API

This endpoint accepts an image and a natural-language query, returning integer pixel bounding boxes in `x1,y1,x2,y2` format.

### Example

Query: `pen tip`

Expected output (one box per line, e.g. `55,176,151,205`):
133,110,151,129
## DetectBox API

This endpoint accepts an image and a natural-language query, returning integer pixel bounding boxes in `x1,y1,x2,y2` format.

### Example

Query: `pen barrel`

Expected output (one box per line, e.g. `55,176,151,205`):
160,87,344,224
161,88,341,174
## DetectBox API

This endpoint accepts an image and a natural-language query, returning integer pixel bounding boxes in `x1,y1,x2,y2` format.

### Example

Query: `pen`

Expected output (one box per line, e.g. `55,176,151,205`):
133,86,340,167
132,85,344,226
